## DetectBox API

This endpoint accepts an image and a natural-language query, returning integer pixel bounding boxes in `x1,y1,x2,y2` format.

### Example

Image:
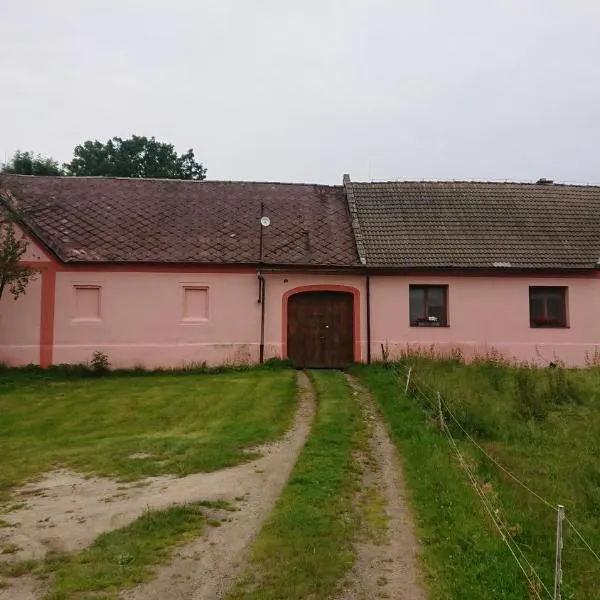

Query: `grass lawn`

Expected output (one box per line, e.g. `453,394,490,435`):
226,370,364,600
0,368,297,503
353,359,600,600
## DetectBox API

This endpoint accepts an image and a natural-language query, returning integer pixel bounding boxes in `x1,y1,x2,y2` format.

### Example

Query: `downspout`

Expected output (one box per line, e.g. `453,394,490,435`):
366,272,371,364
258,272,266,364
258,201,265,364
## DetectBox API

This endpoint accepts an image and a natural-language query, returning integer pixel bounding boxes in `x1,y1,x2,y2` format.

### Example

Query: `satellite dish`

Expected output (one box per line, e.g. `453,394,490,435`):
260,216,271,227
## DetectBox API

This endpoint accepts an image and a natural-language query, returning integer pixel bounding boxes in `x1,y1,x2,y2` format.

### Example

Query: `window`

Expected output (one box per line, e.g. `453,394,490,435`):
529,287,567,328
182,286,209,322
74,285,101,321
409,285,448,326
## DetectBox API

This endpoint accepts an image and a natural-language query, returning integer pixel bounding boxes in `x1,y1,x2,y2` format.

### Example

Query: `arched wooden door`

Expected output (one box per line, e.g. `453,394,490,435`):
287,291,354,368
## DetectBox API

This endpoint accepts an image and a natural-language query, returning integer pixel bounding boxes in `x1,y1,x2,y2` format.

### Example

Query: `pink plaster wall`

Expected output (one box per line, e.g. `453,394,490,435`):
0,228,47,365
369,274,600,366
0,277,42,365
52,270,365,368
6,261,600,369
53,271,264,368
20,229,50,262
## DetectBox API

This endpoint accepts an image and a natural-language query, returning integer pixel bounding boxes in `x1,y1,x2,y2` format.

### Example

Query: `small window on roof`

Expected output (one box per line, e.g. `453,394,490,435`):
409,285,448,326
529,287,567,328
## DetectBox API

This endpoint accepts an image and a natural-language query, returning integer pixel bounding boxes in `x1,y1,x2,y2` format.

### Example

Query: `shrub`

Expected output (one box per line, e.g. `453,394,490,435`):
262,357,293,369
89,351,110,375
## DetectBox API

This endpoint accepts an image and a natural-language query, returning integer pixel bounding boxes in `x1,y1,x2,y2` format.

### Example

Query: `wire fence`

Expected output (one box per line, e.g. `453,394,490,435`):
393,363,600,599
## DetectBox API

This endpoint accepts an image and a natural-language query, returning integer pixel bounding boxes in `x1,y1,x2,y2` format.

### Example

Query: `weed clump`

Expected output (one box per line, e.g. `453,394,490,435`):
90,351,111,375
546,366,581,405
514,368,549,422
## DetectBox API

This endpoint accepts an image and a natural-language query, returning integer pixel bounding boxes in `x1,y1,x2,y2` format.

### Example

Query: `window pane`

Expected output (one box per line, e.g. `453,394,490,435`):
529,287,566,327
530,296,544,319
427,287,445,308
410,286,447,325
428,287,446,324
546,296,564,321
409,287,425,324
428,304,445,323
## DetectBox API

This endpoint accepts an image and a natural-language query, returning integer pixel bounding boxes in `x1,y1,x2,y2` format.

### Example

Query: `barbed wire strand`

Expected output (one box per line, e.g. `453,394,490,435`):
440,396,556,511
446,433,551,600
493,503,554,599
442,423,551,600
398,364,600,565
396,368,552,598
398,365,556,511
565,518,600,564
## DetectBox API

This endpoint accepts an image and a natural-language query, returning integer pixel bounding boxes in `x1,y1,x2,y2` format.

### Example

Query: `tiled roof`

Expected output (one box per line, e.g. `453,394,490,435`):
347,180,600,269
0,175,359,266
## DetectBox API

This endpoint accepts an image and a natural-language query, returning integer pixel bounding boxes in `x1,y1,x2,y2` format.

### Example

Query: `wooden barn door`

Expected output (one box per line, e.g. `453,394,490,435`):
287,291,354,368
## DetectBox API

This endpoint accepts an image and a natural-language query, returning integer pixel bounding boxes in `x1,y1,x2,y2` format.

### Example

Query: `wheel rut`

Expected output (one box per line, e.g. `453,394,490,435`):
339,374,428,600
121,371,316,600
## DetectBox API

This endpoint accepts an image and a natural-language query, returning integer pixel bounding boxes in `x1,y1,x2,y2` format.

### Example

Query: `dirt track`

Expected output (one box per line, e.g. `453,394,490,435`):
122,370,316,600
339,375,427,600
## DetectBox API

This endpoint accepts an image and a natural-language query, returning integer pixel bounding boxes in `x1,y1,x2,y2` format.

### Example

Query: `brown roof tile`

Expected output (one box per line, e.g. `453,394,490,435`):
347,180,600,269
0,175,359,266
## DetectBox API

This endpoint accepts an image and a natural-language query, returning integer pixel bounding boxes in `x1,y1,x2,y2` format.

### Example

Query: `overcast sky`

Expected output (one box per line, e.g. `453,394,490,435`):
2,1,599,185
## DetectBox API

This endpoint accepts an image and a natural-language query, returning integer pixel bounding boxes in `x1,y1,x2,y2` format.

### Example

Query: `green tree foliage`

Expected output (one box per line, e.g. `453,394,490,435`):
1,150,64,176
64,135,206,180
0,192,37,302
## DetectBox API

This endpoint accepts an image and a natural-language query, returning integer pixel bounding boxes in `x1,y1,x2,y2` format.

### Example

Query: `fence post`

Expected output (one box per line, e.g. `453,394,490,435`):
404,367,412,395
437,392,445,432
554,505,565,600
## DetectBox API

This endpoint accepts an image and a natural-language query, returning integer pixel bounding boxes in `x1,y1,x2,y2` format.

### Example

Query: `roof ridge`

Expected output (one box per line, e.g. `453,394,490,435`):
354,179,600,189
0,173,342,188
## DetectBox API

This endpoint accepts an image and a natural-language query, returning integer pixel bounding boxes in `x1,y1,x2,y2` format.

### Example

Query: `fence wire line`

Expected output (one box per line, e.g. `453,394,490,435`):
398,366,556,510
440,394,556,511
495,509,554,600
566,518,600,564
395,371,552,597
442,422,551,600
398,364,600,567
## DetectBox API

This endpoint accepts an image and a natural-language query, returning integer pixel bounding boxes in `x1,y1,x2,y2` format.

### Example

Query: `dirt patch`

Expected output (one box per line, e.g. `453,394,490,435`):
339,374,427,600
122,370,316,600
0,372,315,599
0,575,39,600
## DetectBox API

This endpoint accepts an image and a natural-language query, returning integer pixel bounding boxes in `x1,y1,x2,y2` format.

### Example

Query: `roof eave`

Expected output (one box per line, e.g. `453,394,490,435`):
363,264,600,275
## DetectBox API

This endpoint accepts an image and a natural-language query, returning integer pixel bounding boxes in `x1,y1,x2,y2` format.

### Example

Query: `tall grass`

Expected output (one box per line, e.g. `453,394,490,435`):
353,356,600,600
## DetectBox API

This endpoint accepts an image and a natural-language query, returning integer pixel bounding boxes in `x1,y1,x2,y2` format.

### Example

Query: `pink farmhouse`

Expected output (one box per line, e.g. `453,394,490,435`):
1,173,600,368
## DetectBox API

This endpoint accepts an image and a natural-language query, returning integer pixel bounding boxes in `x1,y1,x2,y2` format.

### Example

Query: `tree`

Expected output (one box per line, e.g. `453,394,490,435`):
64,135,207,180
1,150,64,176
0,192,37,302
